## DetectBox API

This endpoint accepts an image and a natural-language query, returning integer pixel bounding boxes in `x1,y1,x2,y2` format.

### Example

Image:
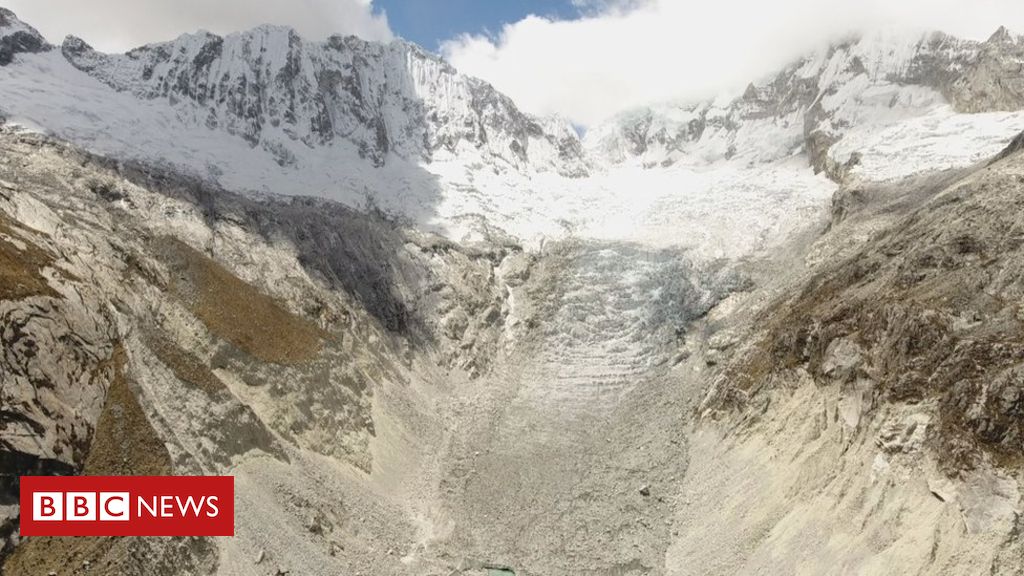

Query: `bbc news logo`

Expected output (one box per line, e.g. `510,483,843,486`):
20,476,234,536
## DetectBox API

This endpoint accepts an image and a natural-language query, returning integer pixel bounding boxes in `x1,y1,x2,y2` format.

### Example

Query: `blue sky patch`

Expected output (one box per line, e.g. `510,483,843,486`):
374,0,582,50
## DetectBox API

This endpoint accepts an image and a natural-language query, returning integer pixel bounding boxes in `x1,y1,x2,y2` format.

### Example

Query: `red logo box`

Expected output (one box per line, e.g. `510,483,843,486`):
19,476,234,536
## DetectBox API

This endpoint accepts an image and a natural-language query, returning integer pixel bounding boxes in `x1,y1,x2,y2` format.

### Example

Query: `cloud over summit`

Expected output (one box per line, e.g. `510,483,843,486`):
443,0,1024,126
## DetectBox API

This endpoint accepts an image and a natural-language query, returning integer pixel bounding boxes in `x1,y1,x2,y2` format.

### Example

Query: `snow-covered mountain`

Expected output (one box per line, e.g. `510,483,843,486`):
0,7,46,65
58,26,587,176
586,28,1024,181
2,7,1024,254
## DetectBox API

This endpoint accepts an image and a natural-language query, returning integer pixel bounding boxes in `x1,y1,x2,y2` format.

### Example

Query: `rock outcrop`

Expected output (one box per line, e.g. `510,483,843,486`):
706,136,1024,472
685,133,1024,575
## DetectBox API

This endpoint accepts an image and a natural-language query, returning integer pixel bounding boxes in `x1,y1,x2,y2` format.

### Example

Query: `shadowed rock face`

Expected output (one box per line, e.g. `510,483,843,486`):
109,158,512,361
0,8,47,66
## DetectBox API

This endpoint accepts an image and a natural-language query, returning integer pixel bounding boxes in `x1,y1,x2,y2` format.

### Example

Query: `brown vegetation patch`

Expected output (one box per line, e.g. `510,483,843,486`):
144,330,227,397
714,162,1024,474
2,347,216,576
81,346,173,476
0,216,57,301
155,237,325,365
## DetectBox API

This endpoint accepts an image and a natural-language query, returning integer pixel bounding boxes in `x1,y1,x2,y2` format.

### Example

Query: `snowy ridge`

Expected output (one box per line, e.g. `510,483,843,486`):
0,7,1023,255
586,28,1024,182
59,25,588,176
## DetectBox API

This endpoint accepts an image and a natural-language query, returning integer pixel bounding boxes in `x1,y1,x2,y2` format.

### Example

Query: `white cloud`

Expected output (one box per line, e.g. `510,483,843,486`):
4,0,392,53
443,0,1024,126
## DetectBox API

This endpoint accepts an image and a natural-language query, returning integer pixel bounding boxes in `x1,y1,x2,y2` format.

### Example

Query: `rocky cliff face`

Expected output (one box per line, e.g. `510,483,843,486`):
942,27,1024,113
678,137,1024,575
59,26,587,176
0,126,527,573
705,136,1024,473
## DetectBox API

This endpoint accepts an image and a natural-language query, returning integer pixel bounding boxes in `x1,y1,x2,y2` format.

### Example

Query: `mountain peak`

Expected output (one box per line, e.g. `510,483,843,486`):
586,28,1024,176
987,25,1016,45
40,17,587,176
61,34,92,53
0,6,19,25
0,6,48,66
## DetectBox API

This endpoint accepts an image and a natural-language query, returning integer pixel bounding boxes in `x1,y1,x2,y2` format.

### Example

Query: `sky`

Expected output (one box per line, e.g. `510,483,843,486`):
442,0,1024,125
8,0,1024,127
373,0,582,51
